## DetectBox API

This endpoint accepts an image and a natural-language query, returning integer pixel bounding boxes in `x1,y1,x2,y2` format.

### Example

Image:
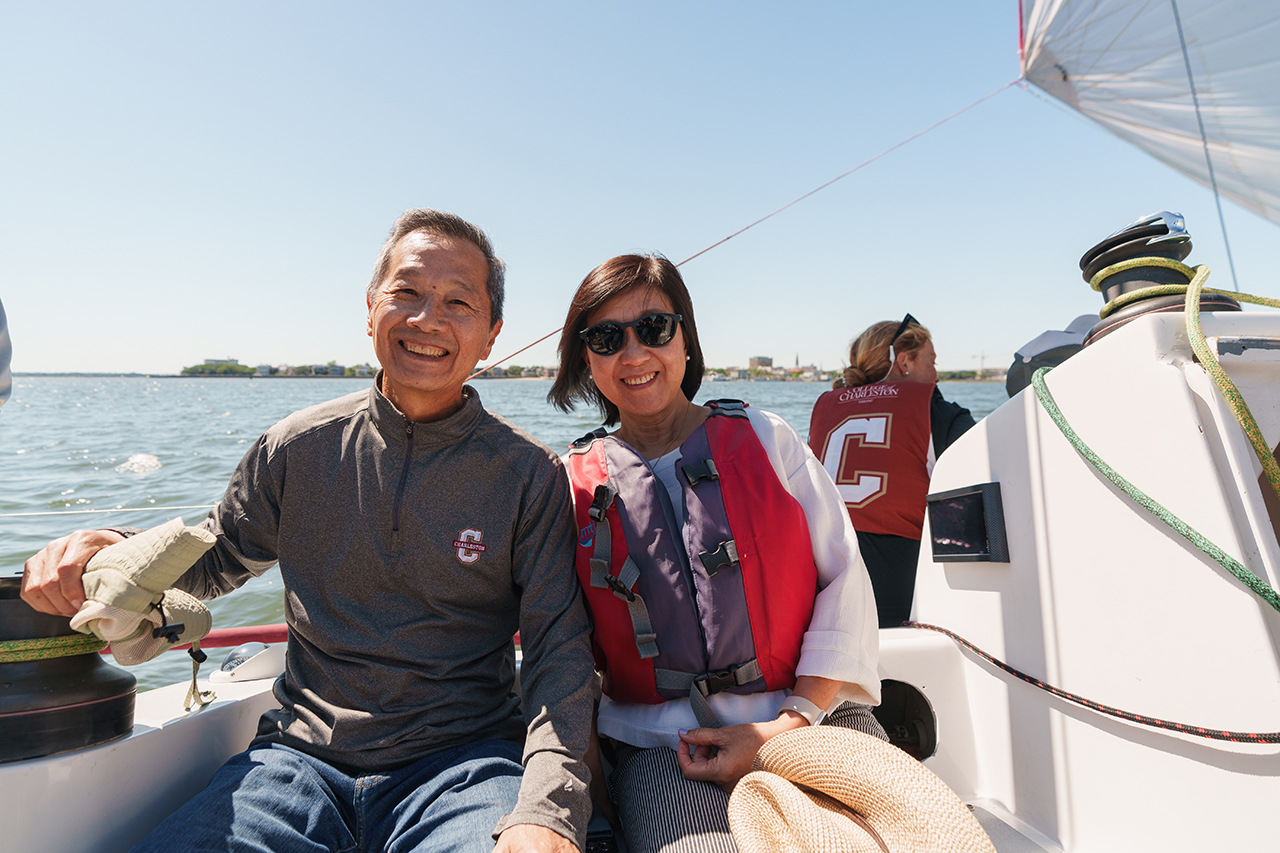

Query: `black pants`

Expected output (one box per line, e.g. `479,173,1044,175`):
855,530,921,628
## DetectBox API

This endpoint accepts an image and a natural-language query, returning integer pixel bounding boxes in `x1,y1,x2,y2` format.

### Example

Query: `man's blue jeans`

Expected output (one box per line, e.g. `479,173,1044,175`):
131,738,525,853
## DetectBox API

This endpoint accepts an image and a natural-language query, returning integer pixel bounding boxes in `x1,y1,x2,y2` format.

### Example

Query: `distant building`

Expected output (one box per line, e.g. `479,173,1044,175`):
255,364,272,376
328,364,345,376
749,356,772,371
205,358,239,365
354,364,372,377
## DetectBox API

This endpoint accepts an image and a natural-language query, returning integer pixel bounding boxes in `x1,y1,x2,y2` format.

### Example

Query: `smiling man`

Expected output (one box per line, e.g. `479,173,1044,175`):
22,210,596,853
366,223,503,422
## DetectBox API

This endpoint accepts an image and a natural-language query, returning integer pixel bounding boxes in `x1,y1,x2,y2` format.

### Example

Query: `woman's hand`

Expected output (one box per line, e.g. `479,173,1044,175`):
675,714,808,793
676,677,843,792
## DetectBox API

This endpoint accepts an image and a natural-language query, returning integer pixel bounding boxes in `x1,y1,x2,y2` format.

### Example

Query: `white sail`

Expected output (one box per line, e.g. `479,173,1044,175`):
1021,0,1280,224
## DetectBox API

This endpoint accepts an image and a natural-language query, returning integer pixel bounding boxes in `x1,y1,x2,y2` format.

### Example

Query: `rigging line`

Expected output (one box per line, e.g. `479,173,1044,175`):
468,328,562,382
1170,0,1239,292
471,77,1021,381
0,504,216,518
675,78,1021,268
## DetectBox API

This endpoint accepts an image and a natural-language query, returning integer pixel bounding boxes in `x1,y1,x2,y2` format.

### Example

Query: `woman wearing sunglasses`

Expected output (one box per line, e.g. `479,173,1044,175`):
549,254,884,853
807,317,975,629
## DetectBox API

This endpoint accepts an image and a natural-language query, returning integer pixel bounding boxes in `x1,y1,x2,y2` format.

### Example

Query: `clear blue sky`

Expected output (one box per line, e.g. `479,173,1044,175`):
2,2,1275,375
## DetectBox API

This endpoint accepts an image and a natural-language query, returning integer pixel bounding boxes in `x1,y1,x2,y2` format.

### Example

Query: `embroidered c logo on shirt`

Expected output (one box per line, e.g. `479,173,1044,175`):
454,528,486,564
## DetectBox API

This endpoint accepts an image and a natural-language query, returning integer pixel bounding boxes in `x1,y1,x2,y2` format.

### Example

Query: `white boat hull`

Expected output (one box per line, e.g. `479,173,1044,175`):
887,310,1280,851
1,677,278,853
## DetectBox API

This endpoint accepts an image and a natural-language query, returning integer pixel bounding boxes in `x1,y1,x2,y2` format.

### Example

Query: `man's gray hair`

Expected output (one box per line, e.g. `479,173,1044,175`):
368,209,506,326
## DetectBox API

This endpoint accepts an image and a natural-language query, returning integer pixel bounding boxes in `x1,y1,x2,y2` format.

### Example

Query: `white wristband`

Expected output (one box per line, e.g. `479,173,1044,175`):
779,695,828,726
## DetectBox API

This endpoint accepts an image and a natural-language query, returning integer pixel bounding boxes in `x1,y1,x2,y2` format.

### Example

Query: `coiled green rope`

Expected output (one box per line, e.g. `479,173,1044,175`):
1033,367,1280,613
1180,265,1280,502
1032,260,1280,613
1091,257,1280,499
0,633,108,663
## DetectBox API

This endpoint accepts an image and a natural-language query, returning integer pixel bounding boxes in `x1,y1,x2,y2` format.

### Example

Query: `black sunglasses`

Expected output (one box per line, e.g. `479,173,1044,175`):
882,313,919,381
889,313,919,350
579,312,683,356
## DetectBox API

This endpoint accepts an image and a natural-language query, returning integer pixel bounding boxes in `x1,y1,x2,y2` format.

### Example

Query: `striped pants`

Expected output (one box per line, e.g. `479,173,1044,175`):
607,703,888,853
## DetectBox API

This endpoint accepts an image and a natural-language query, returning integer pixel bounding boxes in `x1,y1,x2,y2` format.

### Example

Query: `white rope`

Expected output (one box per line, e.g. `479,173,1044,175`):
0,504,215,518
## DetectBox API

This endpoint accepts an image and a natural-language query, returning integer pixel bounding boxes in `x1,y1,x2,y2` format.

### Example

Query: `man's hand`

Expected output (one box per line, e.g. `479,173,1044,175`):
21,529,124,616
493,823,577,853
676,714,809,793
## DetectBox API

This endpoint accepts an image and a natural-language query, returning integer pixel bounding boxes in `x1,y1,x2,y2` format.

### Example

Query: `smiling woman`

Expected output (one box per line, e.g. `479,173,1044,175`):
366,223,504,423
548,254,885,853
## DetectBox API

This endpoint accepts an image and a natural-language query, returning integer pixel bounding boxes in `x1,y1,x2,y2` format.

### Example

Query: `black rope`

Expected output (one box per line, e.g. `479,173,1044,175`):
904,621,1280,744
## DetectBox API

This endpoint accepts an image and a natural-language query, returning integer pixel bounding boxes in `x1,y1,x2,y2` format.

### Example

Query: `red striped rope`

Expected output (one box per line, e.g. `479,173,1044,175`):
906,621,1280,744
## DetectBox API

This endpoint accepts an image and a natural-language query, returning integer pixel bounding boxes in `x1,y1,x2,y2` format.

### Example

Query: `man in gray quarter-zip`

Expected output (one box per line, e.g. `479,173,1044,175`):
21,209,595,853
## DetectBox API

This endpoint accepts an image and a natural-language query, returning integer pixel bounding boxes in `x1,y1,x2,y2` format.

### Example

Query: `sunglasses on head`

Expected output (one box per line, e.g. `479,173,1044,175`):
882,312,919,381
889,313,919,350
579,312,683,356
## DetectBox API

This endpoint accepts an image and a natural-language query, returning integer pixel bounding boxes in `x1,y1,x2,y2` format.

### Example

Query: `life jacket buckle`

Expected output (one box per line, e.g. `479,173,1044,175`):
588,484,616,522
571,426,609,448
694,663,743,697
699,539,740,577
681,458,719,486
706,399,748,418
604,573,636,602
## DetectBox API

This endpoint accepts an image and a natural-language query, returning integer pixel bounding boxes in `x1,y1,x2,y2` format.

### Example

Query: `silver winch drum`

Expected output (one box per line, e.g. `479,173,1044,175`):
1079,211,1241,346
0,575,136,763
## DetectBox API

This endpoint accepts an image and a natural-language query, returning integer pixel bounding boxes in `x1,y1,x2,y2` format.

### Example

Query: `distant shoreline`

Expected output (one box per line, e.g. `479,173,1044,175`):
13,372,1006,383
12,372,366,379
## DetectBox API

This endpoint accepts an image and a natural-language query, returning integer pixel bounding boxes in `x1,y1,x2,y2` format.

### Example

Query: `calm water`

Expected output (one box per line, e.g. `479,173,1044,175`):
0,376,1009,689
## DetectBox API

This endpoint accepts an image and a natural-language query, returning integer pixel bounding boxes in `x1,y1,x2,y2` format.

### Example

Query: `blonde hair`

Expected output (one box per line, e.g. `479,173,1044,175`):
835,319,932,388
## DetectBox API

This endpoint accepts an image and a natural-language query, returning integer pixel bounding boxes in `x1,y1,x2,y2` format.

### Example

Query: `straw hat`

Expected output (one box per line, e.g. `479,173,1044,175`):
728,726,995,853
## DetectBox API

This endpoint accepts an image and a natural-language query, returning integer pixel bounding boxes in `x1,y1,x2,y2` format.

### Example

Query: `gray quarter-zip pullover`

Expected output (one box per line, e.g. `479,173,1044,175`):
175,381,595,847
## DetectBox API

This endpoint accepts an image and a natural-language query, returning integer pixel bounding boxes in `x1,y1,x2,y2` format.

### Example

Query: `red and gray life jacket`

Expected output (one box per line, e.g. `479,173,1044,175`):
564,400,818,727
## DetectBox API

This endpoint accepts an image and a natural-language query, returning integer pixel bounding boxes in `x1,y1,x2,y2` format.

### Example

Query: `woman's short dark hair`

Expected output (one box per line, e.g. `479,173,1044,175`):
548,254,705,427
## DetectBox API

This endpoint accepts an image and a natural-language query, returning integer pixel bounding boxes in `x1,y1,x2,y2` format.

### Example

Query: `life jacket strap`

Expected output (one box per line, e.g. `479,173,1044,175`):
587,482,660,660
654,658,765,728
609,556,659,659
699,539,740,576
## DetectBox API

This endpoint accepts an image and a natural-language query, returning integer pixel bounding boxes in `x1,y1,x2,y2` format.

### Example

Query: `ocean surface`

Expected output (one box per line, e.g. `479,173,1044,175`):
0,376,1010,690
